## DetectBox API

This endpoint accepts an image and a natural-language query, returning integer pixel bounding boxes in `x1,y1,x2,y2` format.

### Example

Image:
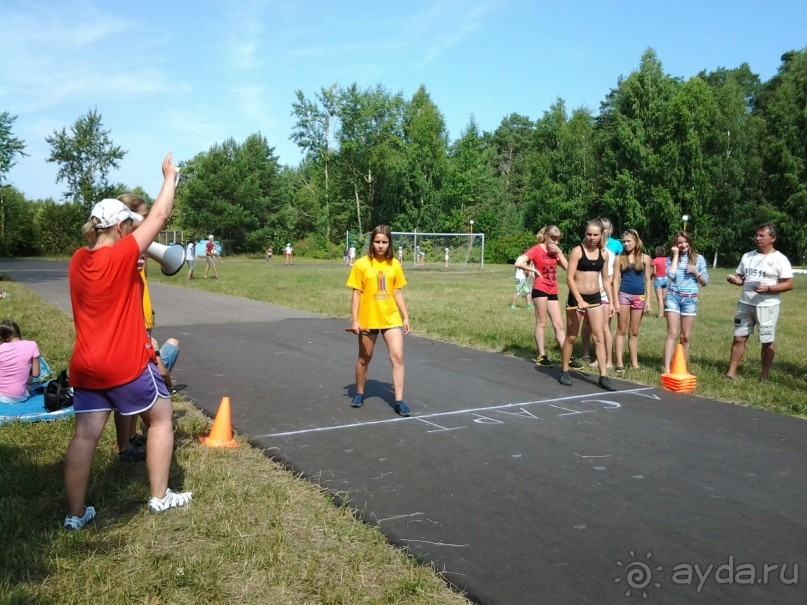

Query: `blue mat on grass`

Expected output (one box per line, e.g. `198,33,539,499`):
0,389,75,426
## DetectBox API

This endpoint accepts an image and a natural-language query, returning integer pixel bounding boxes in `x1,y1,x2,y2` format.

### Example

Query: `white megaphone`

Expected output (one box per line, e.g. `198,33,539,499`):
147,242,186,276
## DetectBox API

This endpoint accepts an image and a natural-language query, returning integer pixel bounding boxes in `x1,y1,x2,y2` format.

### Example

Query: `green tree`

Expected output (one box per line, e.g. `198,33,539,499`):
525,101,597,239
0,112,29,252
335,84,405,233
290,86,338,241
0,111,27,185
0,186,40,256
34,199,85,255
443,117,498,232
755,49,807,260
699,65,765,265
175,133,281,253
45,109,126,210
596,49,680,246
394,85,449,230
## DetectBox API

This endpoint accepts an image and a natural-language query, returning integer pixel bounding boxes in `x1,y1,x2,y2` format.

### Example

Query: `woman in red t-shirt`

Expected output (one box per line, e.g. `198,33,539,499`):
516,225,569,367
63,154,192,531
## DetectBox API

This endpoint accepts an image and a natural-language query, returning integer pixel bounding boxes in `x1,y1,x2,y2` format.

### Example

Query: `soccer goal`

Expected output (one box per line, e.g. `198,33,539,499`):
391,231,485,270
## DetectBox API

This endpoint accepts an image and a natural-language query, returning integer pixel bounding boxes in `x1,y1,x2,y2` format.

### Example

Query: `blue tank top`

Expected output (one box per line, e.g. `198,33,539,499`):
620,263,645,295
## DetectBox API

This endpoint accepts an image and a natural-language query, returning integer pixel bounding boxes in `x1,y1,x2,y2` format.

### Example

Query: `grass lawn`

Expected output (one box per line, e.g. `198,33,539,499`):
1,256,804,603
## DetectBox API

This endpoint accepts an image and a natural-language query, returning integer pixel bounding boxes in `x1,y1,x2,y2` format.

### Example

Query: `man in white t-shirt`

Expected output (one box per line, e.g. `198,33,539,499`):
725,223,794,382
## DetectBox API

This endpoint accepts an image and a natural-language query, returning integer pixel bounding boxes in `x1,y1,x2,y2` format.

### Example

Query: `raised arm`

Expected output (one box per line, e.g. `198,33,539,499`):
133,153,177,253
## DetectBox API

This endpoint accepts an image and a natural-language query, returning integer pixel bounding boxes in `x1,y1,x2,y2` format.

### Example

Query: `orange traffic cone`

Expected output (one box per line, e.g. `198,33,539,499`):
200,396,239,448
660,344,697,394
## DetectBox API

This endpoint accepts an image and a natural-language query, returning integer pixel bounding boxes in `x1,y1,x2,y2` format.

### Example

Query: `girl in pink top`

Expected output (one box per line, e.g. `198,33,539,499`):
0,319,41,403
651,246,668,318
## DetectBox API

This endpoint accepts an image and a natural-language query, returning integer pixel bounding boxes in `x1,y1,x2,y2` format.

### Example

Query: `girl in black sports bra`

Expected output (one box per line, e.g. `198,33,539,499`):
577,246,604,272
559,220,616,392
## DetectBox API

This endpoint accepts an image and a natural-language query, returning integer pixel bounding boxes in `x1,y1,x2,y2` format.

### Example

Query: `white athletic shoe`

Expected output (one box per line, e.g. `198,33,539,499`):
148,488,192,514
64,506,96,531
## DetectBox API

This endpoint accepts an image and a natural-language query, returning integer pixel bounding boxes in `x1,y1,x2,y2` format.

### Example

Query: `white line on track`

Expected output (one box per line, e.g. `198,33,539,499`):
253,387,656,439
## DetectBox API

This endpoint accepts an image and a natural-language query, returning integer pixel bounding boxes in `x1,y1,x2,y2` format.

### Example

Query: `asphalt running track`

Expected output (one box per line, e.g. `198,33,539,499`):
4,259,805,605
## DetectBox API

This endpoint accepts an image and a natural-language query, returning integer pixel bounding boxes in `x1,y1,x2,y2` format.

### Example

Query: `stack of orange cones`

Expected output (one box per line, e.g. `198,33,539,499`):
200,396,239,448
660,344,697,394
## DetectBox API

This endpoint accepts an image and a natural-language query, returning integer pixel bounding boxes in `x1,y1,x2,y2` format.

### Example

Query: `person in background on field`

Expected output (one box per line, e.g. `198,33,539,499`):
349,244,356,266
613,229,653,375
517,225,577,368
663,230,708,373
0,319,40,404
64,154,192,531
398,246,404,263
511,249,533,310
186,238,197,279
444,247,450,267
266,246,273,263
651,245,668,317
581,217,620,369
559,219,616,392
204,235,219,278
346,224,411,417
725,223,793,382
285,242,293,265
416,245,425,266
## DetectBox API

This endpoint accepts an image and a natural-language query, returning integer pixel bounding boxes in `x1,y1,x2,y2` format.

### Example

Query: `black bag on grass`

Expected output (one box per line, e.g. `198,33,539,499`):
44,370,74,412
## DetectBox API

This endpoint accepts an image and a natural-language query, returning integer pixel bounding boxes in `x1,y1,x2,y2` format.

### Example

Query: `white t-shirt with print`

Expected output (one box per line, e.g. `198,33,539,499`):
736,250,793,307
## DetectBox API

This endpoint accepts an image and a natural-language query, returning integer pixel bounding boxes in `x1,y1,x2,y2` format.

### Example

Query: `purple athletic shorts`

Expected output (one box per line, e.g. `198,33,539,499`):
73,362,170,415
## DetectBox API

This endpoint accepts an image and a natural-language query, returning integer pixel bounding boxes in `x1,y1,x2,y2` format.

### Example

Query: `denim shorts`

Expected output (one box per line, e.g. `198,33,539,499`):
653,277,668,289
73,362,169,415
160,342,179,372
665,291,698,317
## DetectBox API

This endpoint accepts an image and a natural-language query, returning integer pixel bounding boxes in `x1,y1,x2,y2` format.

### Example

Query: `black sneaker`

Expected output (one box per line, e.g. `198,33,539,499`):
558,372,572,386
535,355,553,367
129,433,147,448
569,357,583,369
119,445,146,462
598,376,616,392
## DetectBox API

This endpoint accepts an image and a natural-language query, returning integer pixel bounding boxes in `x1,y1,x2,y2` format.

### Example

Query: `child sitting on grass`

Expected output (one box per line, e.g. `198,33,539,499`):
0,319,41,404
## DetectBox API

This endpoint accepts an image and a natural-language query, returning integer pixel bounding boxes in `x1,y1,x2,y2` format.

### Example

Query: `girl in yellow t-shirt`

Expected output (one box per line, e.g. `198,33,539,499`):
346,225,411,416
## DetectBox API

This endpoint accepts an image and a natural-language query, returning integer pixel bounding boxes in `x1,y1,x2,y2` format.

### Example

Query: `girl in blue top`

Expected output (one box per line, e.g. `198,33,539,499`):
663,230,708,373
613,230,653,375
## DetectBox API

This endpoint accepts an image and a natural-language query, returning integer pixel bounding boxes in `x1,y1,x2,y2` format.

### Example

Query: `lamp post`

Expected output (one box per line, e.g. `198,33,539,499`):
469,219,474,234
682,214,689,232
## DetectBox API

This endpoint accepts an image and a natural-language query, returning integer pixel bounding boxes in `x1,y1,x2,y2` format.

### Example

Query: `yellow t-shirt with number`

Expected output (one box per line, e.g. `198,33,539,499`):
346,256,407,329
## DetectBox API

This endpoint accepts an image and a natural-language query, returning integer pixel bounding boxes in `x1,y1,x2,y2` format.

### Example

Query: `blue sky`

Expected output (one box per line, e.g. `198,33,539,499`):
2,0,805,202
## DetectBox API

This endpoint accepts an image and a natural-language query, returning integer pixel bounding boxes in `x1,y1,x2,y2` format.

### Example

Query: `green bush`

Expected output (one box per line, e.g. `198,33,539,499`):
486,233,536,264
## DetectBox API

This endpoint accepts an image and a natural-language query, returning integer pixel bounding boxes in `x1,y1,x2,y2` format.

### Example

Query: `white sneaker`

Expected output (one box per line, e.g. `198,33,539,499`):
64,506,96,530
148,488,192,514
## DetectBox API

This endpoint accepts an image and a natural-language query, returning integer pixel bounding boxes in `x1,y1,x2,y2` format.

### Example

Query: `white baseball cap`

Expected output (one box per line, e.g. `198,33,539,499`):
90,199,142,229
